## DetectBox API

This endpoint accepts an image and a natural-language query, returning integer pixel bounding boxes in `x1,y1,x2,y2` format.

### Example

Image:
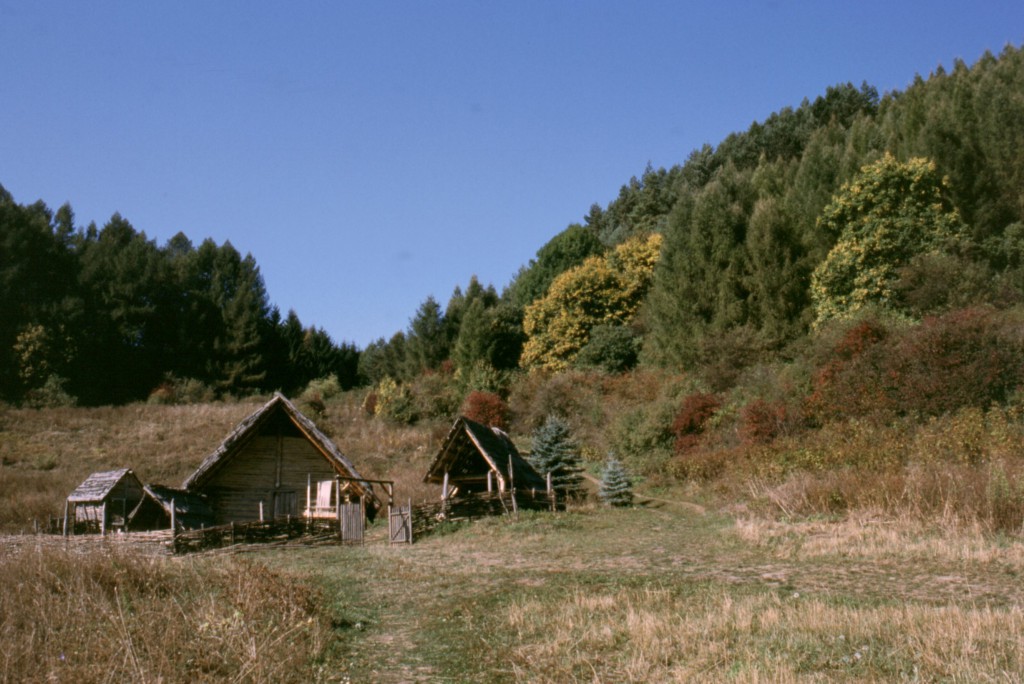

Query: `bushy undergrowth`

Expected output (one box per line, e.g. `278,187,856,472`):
460,390,510,430
0,546,332,682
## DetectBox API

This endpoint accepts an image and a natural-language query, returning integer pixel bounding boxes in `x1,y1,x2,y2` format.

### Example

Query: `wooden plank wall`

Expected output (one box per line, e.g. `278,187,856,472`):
202,435,339,524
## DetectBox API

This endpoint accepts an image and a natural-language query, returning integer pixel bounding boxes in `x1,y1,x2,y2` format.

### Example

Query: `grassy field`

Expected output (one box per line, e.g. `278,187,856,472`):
2,397,1024,681
7,501,1021,682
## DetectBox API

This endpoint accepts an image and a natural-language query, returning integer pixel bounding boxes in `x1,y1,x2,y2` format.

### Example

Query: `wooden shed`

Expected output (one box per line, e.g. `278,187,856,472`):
127,484,214,532
64,468,144,535
424,416,546,499
182,393,379,525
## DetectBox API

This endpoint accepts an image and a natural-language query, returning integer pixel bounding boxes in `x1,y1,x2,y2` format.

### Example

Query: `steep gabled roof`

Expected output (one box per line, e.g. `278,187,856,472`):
67,468,141,503
424,416,546,490
182,393,379,506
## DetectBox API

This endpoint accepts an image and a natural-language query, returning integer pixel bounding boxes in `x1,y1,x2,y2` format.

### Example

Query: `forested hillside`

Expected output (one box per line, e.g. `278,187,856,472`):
3,45,1023,414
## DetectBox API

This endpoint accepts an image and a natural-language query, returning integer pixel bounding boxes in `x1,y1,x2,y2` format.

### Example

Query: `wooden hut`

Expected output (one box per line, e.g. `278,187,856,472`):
424,416,546,499
64,468,144,535
127,484,214,532
182,393,379,525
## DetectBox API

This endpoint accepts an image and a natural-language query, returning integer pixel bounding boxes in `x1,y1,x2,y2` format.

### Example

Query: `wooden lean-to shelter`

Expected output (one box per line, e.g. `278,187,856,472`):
424,416,546,499
127,484,214,532
64,468,144,535
182,393,380,525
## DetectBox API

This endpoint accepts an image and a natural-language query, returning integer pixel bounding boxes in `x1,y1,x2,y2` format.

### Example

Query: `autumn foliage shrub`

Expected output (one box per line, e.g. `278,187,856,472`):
461,390,510,430
889,307,1024,415
807,307,1024,422
739,399,792,445
672,393,721,454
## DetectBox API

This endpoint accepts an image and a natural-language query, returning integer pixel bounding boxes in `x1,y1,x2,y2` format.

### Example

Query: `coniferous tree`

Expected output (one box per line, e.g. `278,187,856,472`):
599,454,634,507
529,415,585,498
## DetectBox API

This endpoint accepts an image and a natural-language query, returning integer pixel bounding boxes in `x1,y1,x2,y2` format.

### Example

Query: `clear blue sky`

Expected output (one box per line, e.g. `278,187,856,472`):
2,2,1021,348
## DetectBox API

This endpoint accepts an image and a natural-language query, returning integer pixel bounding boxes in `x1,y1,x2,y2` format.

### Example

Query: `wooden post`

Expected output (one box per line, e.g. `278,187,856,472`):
336,483,343,541
546,471,553,495
170,498,177,532
259,500,264,522
442,471,450,501
62,500,70,537
100,501,107,536
306,474,311,517
487,470,493,493
408,498,413,545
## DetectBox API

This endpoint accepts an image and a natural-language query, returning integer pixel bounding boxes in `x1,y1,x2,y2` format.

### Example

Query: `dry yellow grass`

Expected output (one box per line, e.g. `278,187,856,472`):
505,586,1024,682
0,543,332,683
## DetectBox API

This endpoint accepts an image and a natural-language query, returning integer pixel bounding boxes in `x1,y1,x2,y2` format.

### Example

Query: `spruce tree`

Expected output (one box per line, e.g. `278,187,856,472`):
599,455,634,508
529,415,584,498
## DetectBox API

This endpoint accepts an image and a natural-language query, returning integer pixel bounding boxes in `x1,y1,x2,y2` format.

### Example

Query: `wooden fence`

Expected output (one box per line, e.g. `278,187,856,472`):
171,518,339,554
410,489,559,538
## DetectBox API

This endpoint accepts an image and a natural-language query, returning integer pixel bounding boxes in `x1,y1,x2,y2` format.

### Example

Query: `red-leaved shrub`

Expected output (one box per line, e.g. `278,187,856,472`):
461,390,510,430
807,307,1024,422
739,399,790,445
672,393,721,454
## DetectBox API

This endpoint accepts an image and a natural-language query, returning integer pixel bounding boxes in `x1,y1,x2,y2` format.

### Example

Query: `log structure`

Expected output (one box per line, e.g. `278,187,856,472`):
64,468,144,535
424,416,547,500
182,393,380,525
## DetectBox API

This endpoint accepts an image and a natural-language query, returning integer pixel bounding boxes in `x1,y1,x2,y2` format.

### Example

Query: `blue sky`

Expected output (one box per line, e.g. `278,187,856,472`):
2,2,1021,348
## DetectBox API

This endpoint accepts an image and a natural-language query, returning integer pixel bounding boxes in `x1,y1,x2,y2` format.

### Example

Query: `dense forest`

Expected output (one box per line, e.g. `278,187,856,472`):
3,45,1023,414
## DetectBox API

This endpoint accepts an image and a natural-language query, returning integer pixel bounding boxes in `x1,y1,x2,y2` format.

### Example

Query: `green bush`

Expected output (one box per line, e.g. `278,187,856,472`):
374,377,418,424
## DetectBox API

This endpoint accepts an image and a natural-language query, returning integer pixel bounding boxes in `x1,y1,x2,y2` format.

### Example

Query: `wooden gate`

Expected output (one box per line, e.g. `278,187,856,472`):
389,502,412,545
339,501,364,544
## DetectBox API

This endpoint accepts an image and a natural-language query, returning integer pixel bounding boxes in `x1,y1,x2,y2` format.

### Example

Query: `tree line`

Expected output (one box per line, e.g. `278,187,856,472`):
0,194,358,405
4,45,1023,407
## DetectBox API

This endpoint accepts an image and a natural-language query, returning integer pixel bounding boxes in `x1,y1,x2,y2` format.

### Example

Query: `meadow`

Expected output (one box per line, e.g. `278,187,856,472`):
2,391,1024,682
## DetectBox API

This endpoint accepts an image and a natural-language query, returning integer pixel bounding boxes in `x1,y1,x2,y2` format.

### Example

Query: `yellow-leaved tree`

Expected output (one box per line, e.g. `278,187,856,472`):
521,233,663,371
811,154,967,325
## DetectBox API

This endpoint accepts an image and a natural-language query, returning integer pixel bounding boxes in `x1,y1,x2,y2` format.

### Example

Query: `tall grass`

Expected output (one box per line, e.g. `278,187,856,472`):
0,544,333,683
503,586,1024,682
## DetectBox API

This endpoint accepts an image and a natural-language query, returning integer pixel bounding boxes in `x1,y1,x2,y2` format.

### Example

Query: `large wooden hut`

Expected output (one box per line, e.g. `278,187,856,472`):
182,393,379,525
64,468,144,535
424,416,546,499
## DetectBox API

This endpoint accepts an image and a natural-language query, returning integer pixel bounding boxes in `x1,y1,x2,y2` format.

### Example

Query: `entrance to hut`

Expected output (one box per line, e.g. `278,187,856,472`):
273,490,298,518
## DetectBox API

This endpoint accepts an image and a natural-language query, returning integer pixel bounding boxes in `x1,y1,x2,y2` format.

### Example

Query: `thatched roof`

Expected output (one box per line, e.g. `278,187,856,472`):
67,468,142,503
182,393,379,507
424,416,546,491
128,484,214,531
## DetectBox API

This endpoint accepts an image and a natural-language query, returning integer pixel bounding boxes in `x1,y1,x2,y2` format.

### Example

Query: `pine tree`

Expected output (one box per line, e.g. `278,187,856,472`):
529,415,584,498
598,455,634,507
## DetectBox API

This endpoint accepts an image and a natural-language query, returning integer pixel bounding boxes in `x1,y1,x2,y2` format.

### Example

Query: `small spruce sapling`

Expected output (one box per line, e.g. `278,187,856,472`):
599,454,634,507
529,415,585,499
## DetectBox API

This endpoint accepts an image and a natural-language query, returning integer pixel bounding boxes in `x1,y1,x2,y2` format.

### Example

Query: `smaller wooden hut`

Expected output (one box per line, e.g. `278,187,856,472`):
424,416,546,499
64,468,144,535
127,484,214,532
